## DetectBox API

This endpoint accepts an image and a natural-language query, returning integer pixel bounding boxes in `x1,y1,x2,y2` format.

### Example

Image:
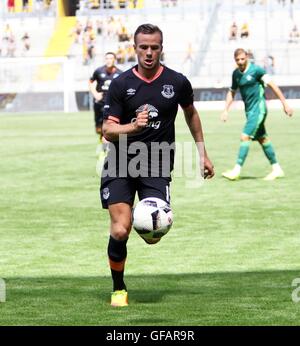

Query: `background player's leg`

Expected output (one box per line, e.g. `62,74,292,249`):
258,136,284,180
222,134,250,180
95,103,107,176
94,102,106,156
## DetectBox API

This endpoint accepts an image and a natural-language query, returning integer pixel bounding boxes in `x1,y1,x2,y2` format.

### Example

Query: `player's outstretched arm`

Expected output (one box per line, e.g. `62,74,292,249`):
267,81,293,117
221,90,236,122
183,105,214,179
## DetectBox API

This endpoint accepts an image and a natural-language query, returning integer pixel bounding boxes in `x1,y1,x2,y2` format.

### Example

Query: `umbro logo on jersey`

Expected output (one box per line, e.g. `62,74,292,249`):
127,88,136,96
161,85,175,99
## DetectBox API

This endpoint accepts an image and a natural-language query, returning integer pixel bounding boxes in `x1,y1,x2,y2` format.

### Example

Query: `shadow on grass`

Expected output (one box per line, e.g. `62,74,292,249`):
221,176,264,181
1,270,300,326
239,176,264,180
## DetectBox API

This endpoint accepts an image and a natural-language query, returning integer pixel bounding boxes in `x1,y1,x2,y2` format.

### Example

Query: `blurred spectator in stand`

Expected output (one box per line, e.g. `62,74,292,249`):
22,0,29,12
45,0,53,11
7,34,16,57
132,0,138,8
89,0,100,9
183,42,194,64
103,0,114,9
240,22,249,38
96,19,103,36
21,32,30,55
118,25,130,42
126,43,136,63
264,55,275,75
229,22,238,40
116,45,126,64
71,20,83,44
84,19,93,33
82,34,89,65
106,16,118,38
7,0,15,13
118,0,127,8
288,24,300,43
3,24,13,40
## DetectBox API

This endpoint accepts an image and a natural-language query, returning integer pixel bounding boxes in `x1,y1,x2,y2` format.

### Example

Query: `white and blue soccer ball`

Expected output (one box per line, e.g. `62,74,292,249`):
132,197,173,240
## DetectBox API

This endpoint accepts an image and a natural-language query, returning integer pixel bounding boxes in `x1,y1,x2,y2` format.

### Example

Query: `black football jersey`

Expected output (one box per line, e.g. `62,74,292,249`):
90,65,123,103
103,65,194,177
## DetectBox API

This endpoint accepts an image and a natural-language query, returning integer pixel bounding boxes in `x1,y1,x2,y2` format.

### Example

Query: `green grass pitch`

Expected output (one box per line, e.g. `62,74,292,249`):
0,109,300,326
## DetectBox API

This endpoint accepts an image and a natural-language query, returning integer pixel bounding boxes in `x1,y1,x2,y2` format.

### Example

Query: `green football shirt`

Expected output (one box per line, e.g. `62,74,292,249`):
230,63,267,116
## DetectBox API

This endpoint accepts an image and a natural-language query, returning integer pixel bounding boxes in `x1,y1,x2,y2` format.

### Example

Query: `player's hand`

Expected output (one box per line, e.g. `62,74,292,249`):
95,92,103,102
203,156,215,179
221,110,228,122
133,104,149,131
284,104,293,117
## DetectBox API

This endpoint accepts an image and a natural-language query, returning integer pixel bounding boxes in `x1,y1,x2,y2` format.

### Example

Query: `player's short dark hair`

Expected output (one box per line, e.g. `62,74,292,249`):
105,51,116,59
134,24,163,45
234,48,247,58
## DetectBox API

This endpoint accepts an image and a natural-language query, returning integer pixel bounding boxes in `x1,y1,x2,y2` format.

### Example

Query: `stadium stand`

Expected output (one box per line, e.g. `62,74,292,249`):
1,0,300,112
196,0,300,87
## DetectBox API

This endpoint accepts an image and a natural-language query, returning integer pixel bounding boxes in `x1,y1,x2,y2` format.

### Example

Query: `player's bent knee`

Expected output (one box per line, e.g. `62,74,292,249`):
110,224,131,240
240,134,250,141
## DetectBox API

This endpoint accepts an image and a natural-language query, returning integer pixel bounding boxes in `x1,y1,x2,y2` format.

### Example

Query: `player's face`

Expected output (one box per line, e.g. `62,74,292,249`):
134,32,163,72
235,53,248,72
105,54,115,68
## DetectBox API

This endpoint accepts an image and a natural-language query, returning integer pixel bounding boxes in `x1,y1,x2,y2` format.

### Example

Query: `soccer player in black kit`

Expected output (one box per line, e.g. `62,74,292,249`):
101,24,214,307
89,52,122,164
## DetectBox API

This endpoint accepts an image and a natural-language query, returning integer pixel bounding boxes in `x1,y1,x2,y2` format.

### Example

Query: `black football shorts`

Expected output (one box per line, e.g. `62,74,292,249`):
100,176,171,209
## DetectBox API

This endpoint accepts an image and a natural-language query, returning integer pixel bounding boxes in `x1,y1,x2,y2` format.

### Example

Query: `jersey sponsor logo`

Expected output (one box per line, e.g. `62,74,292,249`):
136,104,158,119
102,187,110,200
246,75,253,81
104,105,110,109
127,88,136,96
134,104,161,129
102,80,112,91
101,73,106,78
161,85,175,99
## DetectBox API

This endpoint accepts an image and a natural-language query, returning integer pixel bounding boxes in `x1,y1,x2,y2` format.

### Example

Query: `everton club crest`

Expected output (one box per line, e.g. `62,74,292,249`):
161,85,175,99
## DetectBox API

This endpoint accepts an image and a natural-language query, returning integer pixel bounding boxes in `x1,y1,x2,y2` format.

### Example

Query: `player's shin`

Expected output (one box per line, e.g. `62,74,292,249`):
237,140,250,167
107,235,128,291
261,141,277,165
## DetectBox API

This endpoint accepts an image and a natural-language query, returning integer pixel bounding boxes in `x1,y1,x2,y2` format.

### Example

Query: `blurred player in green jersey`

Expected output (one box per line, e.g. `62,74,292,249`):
221,48,293,181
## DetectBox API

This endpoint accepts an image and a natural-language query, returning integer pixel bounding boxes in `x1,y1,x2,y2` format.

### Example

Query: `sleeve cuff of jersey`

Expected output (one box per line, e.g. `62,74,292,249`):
261,74,272,85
